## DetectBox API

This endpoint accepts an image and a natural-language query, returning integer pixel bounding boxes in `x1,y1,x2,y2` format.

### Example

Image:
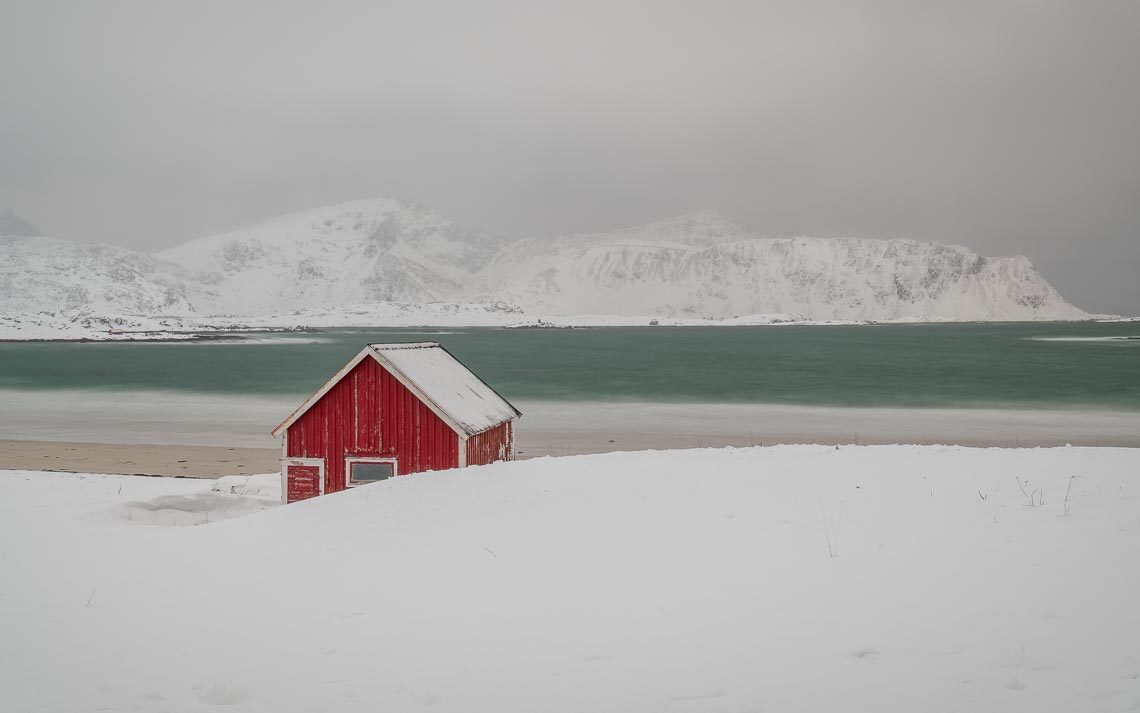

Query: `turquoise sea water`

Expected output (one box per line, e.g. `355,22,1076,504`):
0,323,1137,410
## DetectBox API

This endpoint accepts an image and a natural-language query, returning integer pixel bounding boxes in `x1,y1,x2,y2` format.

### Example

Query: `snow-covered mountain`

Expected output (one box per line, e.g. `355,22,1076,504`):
158,198,506,314
483,211,1087,321
0,198,1090,327
0,209,41,237
0,209,196,315
0,235,195,315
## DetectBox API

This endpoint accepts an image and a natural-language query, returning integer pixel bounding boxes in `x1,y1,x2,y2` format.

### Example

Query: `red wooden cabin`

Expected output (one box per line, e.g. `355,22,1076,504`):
271,342,521,504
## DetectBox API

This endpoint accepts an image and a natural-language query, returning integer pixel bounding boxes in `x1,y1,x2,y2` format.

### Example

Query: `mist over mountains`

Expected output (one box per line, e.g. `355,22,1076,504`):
0,200,1090,325
0,209,40,238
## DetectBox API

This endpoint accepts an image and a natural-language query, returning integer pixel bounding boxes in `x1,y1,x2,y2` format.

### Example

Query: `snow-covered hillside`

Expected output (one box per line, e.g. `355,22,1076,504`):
158,198,506,314
484,212,1087,321
0,235,196,315
3,445,1139,712
0,208,41,237
0,199,1090,333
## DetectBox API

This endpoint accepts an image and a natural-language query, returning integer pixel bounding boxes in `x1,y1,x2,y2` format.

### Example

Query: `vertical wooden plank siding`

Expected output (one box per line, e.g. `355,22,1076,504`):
466,420,514,466
285,357,459,493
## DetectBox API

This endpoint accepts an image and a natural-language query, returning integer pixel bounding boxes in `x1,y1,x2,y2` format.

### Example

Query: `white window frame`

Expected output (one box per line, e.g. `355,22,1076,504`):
280,457,326,504
344,456,399,488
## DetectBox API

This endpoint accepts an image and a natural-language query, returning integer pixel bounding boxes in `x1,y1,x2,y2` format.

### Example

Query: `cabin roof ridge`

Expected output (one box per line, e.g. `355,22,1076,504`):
368,341,440,350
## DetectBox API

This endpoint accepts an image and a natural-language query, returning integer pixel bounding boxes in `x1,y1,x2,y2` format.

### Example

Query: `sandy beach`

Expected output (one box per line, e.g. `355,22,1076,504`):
2,394,1138,476
0,439,279,478
518,401,1140,453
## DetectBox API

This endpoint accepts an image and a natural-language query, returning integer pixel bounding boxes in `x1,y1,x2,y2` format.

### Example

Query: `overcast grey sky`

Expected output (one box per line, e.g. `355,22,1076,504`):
1,0,1137,313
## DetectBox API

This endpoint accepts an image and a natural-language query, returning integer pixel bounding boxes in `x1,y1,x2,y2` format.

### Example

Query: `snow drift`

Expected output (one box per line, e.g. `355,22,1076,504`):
2,445,1138,712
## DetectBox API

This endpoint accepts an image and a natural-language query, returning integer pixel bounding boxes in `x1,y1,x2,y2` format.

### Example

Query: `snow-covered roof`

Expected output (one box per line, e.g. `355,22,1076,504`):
272,342,520,439
370,342,520,435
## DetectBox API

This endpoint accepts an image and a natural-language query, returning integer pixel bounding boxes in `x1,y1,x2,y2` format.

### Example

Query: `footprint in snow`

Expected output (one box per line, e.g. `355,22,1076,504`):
193,684,250,706
670,690,725,702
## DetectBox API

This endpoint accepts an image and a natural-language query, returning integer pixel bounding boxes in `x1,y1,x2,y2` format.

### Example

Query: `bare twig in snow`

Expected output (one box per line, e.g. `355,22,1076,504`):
819,503,842,558
1016,477,1044,507
834,505,843,557
1063,475,1080,516
820,507,834,558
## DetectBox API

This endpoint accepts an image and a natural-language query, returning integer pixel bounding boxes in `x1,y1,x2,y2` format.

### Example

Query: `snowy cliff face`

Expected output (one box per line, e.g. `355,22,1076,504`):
0,235,196,315
482,212,1088,321
0,200,1088,323
157,199,506,314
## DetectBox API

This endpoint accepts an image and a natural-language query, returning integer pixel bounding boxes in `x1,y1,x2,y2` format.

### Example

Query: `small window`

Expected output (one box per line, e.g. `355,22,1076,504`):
347,459,396,486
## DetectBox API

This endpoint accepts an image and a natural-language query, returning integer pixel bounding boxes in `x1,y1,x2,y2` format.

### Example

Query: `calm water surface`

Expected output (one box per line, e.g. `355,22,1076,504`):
1,323,1137,410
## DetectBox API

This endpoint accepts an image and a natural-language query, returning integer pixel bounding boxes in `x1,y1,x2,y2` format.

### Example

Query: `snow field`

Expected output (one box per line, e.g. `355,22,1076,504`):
1,445,1138,712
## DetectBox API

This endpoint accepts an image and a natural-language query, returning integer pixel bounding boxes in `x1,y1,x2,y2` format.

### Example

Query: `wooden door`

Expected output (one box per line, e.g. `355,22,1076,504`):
286,464,322,503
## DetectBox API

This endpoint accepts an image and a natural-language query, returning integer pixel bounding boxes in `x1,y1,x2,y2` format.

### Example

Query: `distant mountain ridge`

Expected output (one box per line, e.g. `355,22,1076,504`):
483,217,1084,321
158,198,506,313
0,198,1090,323
0,209,41,237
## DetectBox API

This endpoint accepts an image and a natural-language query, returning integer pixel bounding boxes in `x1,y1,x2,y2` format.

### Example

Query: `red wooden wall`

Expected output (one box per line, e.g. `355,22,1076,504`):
286,357,459,493
467,420,514,466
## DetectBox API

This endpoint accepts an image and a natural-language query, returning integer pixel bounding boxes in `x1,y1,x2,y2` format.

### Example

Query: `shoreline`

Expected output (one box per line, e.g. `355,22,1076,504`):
2,314,1134,342
517,401,1140,453
0,440,279,478
3,399,1138,477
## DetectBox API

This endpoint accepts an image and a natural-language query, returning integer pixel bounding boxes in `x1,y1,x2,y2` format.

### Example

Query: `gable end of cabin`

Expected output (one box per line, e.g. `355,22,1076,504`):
284,355,462,496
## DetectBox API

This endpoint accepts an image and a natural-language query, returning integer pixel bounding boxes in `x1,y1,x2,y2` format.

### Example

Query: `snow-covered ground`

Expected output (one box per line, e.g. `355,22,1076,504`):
0,311,233,341
1096,315,1140,323
6,302,1112,341
2,445,1139,712
0,305,862,341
